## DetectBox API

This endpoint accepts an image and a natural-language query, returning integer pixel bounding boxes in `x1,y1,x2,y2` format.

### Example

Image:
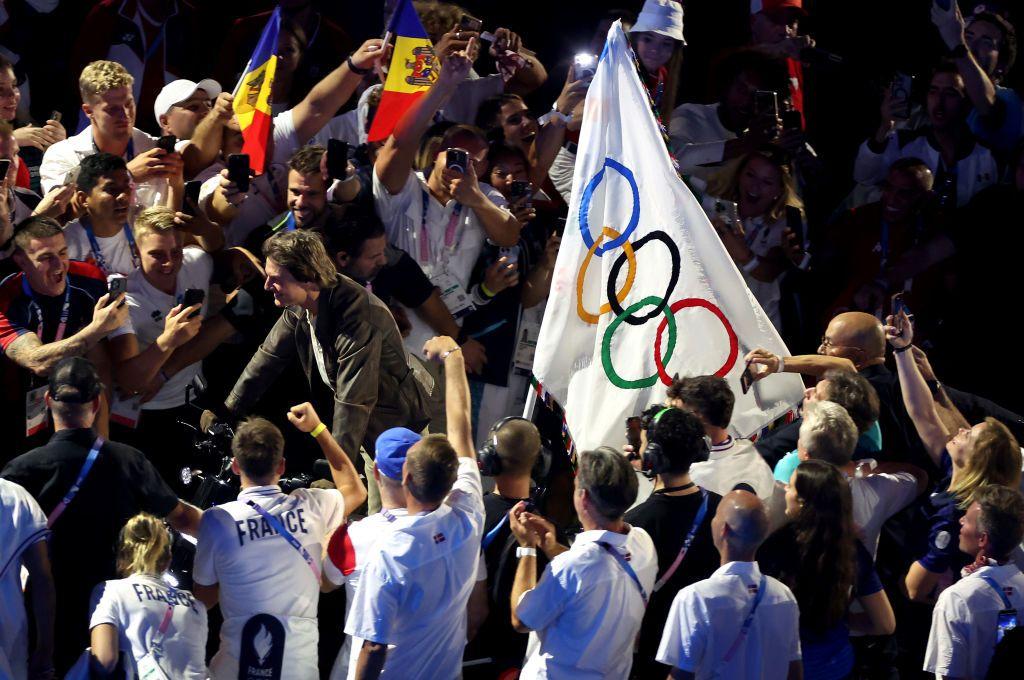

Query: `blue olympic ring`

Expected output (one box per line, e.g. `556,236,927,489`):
578,157,640,256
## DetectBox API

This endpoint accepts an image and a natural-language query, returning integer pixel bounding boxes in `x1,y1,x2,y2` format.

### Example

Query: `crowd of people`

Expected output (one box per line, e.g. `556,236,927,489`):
2,0,1024,678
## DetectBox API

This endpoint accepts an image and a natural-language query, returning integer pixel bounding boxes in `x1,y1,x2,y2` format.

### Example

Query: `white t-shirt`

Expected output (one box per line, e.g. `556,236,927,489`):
925,563,1024,679
88,573,208,680
849,468,920,559
63,218,139,277
669,102,736,181
193,484,346,680
345,458,484,680
0,479,48,680
516,526,658,679
689,438,776,502
657,560,801,679
124,247,213,409
441,72,505,124
372,168,509,353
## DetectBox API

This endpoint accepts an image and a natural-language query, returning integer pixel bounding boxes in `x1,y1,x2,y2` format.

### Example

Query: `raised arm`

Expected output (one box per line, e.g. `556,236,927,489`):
288,402,367,513
745,348,857,382
933,2,999,118
423,335,474,458
182,93,234,178
107,304,202,393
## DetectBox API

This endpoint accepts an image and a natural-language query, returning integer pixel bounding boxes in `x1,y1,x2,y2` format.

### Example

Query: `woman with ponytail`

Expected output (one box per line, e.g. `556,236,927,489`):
88,513,207,678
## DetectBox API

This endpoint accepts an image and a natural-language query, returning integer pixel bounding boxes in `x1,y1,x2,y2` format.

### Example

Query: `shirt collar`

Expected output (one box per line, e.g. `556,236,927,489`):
49,427,98,444
238,485,283,498
708,436,736,460
574,528,629,548
713,560,763,580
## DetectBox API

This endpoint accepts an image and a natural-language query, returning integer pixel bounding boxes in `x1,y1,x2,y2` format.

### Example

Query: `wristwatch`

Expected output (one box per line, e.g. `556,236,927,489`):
516,546,537,558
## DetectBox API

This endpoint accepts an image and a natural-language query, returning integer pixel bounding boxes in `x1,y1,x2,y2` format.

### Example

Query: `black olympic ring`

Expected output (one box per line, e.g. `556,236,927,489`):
606,230,681,326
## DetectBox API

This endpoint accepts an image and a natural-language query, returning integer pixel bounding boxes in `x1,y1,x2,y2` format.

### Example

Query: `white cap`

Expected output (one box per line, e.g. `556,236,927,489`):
630,0,685,45
153,78,222,125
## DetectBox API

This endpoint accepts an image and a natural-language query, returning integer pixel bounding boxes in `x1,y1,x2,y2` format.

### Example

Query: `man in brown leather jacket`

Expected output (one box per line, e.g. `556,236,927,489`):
224,230,432,472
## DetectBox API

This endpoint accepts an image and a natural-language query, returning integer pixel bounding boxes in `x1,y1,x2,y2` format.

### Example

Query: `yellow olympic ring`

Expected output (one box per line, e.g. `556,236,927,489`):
576,227,637,324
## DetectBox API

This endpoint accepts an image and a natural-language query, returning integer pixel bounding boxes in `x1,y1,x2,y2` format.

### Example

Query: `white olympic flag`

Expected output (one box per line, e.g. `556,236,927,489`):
532,22,804,452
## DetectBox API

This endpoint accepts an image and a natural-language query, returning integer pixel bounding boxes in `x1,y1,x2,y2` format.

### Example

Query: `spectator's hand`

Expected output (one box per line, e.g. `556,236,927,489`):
437,36,476,86
174,206,218,234
490,27,522,57
782,34,815,59
459,337,488,374
744,348,781,381
216,168,248,206
350,38,388,71
447,157,484,207
508,501,540,547
782,227,804,266
138,373,167,404
422,335,461,362
623,444,642,471
776,126,805,155
555,66,589,118
287,402,323,433
156,304,202,351
483,256,519,295
931,0,966,51
712,216,754,264
509,197,536,223
31,184,75,219
520,511,561,556
911,345,937,382
89,293,129,335
884,310,913,349
541,231,561,267
127,148,180,182
435,25,481,62
744,110,781,146
13,124,61,151
875,89,899,143
210,92,235,123
42,117,66,142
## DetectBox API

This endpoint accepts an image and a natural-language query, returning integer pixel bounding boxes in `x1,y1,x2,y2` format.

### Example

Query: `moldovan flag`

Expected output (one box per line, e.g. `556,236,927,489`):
367,0,438,142
232,7,280,174
532,22,804,451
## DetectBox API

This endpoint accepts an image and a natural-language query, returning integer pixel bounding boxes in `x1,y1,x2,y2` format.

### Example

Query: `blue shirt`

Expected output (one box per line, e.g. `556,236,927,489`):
967,85,1024,153
918,448,963,574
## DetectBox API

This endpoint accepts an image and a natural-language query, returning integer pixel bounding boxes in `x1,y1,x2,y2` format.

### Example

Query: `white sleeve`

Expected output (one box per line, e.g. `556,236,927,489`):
192,510,223,587
372,167,418,241
870,473,919,522
548,147,576,203
39,141,77,194
0,481,48,579
853,134,897,186
303,487,346,535
272,109,301,162
655,587,704,672
923,590,969,677
88,581,122,630
446,458,484,524
441,75,505,124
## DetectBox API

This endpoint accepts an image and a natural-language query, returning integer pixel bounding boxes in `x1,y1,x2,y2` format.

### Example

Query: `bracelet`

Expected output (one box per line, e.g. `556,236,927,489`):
480,282,496,298
346,55,372,76
926,379,941,395
310,423,328,438
776,356,785,374
442,346,462,360
742,256,761,273
893,345,912,354
516,546,537,558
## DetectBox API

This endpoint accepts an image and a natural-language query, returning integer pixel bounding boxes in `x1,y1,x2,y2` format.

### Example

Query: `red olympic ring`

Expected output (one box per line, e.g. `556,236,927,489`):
653,298,739,384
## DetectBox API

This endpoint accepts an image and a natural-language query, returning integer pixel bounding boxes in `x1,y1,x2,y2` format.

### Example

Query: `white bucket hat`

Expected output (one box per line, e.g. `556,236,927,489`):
630,0,686,45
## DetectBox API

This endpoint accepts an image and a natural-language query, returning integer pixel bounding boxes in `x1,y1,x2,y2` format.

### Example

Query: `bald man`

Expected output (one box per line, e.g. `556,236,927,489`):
656,491,802,680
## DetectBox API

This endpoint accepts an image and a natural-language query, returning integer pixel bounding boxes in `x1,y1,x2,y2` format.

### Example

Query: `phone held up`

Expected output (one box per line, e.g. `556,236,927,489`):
459,13,483,33
445,148,469,174
327,139,350,182
107,274,128,307
183,180,202,217
574,53,598,80
157,135,177,154
182,288,205,319
227,154,250,193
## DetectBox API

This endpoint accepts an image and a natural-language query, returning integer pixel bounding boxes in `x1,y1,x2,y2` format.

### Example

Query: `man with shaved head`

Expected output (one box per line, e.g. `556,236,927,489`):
657,491,802,679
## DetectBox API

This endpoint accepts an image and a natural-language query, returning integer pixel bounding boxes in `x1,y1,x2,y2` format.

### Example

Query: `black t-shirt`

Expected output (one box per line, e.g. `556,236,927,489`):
369,246,435,310
624,489,722,677
2,428,179,669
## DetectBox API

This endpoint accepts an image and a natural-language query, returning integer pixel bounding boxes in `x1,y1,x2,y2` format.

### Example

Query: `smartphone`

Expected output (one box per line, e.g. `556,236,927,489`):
782,109,802,133
891,72,913,120
107,274,128,306
510,180,532,203
445,148,469,173
785,206,804,248
50,110,62,123
625,416,642,452
157,134,177,154
459,13,483,33
574,53,598,80
227,153,250,192
0,159,10,179
183,180,202,216
714,199,739,227
740,359,756,395
754,90,779,119
182,288,206,319
891,291,908,318
327,139,350,182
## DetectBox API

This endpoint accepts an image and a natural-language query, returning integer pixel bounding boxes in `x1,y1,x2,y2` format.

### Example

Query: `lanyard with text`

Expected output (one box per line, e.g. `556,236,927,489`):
80,215,140,276
653,491,709,592
419,188,462,265
979,573,1019,643
598,541,648,606
22,276,70,342
47,437,103,528
245,499,320,579
721,574,768,663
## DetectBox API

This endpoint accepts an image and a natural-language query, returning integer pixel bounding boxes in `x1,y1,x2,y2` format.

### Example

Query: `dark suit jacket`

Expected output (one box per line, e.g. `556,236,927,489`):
227,275,431,459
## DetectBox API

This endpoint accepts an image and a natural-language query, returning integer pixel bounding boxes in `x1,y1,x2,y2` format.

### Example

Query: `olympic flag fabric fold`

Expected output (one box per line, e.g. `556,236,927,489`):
532,22,804,450
232,7,280,174
367,0,438,142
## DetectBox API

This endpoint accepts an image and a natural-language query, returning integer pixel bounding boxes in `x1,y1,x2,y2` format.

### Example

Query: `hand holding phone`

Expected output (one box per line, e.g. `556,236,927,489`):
754,90,779,120
890,73,913,120
740,359,756,395
157,135,177,154
227,154,250,193
107,274,128,307
625,416,642,452
445,148,469,174
183,180,202,217
0,159,11,181
326,139,350,182
182,288,205,319
574,53,598,80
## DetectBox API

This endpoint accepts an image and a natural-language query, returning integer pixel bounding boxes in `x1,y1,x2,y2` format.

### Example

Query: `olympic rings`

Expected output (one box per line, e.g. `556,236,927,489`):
576,227,637,324
606,230,680,326
602,296,678,389
579,158,640,255
653,299,739,384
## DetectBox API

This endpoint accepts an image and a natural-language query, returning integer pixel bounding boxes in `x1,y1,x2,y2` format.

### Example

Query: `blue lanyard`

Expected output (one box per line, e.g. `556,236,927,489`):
47,437,103,528
80,215,140,276
245,499,320,579
980,574,1014,609
21,276,71,342
654,490,709,591
481,514,509,550
143,24,167,62
721,574,768,663
598,540,648,605
92,136,135,162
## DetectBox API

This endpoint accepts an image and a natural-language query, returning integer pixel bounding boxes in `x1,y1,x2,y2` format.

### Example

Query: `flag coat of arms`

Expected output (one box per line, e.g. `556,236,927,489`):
367,0,438,142
232,7,280,174
532,22,804,452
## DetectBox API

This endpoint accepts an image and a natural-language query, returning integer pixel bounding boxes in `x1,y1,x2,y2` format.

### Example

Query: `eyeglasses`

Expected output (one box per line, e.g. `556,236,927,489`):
820,336,864,353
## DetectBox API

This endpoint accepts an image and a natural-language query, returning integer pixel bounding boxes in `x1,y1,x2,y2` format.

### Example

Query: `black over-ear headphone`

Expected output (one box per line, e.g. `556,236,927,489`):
477,416,552,482
641,407,675,477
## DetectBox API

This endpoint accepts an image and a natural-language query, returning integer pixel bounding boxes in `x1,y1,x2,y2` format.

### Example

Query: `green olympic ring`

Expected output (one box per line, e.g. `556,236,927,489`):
601,296,677,389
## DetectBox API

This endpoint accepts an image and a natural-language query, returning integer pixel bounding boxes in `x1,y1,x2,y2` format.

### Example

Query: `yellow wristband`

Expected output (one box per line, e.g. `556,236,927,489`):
310,423,327,438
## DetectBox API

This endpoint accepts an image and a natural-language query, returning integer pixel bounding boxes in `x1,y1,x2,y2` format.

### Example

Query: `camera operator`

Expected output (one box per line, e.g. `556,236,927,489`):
193,401,366,679
222,230,431,507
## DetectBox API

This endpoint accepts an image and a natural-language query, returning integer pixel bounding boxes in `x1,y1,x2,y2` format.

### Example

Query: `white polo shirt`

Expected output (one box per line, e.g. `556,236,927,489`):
124,247,213,409
40,126,167,208
516,526,657,679
689,438,776,503
193,484,346,680
657,561,801,679
848,469,919,559
63,218,139,277
345,458,484,680
372,168,509,354
668,102,736,181
0,479,48,680
89,573,209,680
925,563,1024,679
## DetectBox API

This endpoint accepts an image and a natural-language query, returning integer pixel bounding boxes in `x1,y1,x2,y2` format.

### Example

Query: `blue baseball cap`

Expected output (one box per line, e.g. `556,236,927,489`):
375,428,421,480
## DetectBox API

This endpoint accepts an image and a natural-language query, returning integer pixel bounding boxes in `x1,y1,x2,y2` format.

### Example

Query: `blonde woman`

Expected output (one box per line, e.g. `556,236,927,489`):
89,513,208,679
885,311,1022,601
705,145,806,330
